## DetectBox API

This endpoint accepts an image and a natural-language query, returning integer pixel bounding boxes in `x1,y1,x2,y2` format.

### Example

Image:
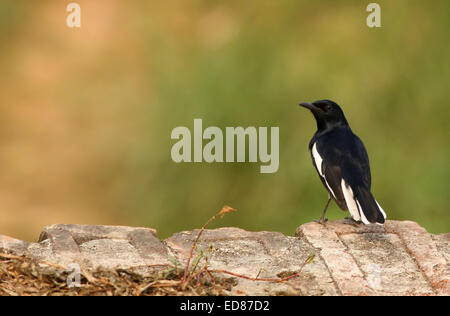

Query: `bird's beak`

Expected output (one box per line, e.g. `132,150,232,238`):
299,102,318,111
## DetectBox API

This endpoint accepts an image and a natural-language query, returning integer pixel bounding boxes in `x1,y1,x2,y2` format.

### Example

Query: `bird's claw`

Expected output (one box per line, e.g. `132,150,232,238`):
314,218,328,225
344,216,361,226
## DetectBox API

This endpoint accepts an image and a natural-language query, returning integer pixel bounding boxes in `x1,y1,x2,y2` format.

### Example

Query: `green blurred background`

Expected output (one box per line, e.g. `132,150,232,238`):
0,0,449,241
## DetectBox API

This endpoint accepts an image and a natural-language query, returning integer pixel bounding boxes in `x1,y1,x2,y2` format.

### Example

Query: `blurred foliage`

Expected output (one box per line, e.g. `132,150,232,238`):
0,0,449,240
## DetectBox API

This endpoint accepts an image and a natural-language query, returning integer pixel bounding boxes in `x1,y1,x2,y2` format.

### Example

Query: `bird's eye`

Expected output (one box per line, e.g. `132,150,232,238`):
324,105,332,111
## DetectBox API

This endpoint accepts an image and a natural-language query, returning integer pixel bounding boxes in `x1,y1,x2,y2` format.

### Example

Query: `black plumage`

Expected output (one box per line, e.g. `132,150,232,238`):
299,99,386,225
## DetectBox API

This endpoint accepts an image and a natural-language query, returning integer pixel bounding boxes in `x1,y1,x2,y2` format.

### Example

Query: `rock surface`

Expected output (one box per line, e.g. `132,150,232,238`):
1,220,448,296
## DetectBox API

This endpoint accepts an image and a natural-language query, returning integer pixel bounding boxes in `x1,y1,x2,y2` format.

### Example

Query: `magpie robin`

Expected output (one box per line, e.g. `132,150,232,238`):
299,100,386,225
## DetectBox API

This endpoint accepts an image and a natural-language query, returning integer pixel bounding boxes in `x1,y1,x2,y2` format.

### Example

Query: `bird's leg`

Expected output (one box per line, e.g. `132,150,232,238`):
316,196,331,224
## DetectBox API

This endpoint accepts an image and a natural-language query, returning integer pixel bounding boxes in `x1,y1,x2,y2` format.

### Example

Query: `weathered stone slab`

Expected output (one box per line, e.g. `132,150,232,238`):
1,220,448,296
165,227,338,295
296,219,449,296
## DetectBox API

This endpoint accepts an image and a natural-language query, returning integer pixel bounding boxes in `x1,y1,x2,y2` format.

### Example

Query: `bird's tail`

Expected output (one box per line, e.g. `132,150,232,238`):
354,187,386,225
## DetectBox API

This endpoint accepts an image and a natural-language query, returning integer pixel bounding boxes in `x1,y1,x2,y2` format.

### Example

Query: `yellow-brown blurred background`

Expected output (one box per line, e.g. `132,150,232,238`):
0,0,449,241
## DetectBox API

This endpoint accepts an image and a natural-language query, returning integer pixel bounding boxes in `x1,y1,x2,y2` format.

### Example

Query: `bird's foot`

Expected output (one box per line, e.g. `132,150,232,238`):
344,216,361,226
314,218,328,225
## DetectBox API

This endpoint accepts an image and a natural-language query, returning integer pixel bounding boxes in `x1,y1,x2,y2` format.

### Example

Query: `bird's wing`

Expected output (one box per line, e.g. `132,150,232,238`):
312,128,372,208
318,128,371,189
311,142,347,210
350,134,371,189
314,128,381,223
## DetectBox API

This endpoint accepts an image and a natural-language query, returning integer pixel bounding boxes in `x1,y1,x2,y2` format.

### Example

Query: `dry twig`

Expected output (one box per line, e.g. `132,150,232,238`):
181,205,237,288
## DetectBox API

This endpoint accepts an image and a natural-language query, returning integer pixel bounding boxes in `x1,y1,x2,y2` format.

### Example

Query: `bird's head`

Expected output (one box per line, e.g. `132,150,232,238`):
299,99,349,131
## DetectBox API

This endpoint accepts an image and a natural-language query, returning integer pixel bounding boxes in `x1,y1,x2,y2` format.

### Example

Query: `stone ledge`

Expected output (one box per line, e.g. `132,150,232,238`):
1,220,448,296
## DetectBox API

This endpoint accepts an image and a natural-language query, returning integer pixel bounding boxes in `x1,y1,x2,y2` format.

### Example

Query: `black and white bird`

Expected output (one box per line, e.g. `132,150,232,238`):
299,99,386,225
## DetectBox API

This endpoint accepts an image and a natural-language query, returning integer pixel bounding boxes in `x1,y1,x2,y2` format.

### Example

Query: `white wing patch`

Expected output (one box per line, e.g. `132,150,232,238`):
375,200,387,220
312,143,323,177
312,143,337,199
340,179,362,222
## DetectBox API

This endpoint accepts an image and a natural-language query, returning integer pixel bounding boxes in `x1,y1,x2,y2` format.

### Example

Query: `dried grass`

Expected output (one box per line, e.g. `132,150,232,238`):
0,252,237,296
